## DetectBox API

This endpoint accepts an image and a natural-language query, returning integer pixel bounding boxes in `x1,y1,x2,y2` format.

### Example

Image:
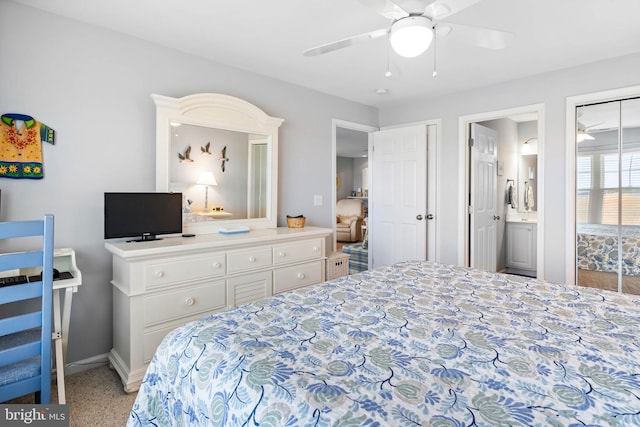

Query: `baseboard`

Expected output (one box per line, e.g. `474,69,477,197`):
62,353,110,376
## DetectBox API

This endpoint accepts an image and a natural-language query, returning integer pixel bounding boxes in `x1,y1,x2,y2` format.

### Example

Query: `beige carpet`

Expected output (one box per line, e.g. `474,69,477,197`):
6,364,137,427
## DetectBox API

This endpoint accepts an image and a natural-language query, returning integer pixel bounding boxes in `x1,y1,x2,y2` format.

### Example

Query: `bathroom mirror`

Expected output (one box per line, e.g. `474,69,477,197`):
518,154,537,212
154,93,284,234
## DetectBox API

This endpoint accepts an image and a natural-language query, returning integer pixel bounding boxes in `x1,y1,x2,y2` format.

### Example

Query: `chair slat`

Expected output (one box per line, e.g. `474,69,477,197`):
0,250,45,272
0,282,43,305
0,341,41,366
0,312,42,338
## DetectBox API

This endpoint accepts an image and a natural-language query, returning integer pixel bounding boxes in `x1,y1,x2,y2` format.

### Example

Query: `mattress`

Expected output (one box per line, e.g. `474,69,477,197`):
128,261,640,426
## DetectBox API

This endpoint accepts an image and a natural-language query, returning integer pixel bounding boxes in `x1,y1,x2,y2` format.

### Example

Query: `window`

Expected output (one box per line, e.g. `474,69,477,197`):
602,151,640,225
576,155,591,224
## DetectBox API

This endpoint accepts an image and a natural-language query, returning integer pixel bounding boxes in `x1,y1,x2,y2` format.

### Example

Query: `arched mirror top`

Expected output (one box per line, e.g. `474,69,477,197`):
154,93,284,234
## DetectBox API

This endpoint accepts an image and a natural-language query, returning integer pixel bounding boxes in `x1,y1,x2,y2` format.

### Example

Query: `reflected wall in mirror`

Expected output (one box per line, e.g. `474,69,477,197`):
154,93,284,234
170,124,268,221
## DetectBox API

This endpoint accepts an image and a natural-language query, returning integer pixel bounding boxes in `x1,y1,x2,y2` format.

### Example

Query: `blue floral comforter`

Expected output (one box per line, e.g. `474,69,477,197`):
577,224,640,275
128,261,640,426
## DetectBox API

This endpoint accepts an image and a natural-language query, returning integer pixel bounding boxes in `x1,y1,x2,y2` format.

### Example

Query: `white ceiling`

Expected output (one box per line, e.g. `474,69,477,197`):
10,0,640,109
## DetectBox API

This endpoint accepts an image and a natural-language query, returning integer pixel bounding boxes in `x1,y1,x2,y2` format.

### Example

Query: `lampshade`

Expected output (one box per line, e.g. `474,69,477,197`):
389,16,434,58
197,171,217,186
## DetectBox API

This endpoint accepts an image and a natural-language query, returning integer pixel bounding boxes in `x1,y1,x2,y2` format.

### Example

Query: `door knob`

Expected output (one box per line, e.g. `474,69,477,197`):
426,214,434,220
416,215,423,220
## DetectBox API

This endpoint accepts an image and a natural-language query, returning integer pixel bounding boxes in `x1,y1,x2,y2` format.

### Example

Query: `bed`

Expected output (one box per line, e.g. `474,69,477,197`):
128,261,640,426
576,223,640,294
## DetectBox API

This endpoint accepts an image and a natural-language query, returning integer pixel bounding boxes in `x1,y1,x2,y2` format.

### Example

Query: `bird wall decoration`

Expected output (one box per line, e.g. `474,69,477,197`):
219,146,229,172
178,145,193,162
201,141,211,155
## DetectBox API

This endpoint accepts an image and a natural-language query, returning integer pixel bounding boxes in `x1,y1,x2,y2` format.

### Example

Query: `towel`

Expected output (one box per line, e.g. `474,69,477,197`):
524,183,534,211
507,181,518,209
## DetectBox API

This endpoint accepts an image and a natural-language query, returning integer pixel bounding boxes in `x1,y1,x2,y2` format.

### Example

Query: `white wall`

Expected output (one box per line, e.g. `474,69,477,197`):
0,1,377,364
379,52,640,283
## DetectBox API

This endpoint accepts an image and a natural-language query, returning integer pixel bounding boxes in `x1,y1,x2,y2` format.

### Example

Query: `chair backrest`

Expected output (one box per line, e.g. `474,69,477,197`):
0,215,54,404
336,199,364,218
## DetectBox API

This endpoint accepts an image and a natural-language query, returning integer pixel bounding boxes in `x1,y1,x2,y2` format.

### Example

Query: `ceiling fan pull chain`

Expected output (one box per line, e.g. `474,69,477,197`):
432,25,437,78
385,36,392,77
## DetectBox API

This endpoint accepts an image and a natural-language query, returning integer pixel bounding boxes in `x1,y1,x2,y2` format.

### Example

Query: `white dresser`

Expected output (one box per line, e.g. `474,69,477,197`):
105,226,332,392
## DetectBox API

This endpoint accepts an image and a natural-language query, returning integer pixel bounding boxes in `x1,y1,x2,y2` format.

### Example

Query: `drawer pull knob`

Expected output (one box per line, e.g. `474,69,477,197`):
313,246,319,252
279,252,286,257
297,273,306,280
249,256,256,263
213,262,222,269
155,271,165,278
185,297,195,306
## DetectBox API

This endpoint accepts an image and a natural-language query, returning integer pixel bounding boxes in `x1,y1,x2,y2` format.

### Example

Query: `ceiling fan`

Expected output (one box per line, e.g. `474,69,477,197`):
303,0,515,59
577,110,606,142
577,120,596,142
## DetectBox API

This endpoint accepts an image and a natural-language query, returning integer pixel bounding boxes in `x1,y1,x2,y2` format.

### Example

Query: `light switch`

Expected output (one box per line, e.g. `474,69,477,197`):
314,195,323,206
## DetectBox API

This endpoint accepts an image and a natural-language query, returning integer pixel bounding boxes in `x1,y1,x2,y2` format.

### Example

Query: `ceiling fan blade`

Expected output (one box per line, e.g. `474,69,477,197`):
356,0,410,19
424,0,482,20
443,22,515,49
303,28,388,56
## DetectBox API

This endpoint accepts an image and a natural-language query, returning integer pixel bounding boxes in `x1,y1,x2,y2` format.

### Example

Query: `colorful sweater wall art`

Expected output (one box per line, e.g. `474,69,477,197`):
0,113,55,179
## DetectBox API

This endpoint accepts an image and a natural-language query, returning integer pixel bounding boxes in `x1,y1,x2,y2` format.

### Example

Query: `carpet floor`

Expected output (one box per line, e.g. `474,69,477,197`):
5,364,137,427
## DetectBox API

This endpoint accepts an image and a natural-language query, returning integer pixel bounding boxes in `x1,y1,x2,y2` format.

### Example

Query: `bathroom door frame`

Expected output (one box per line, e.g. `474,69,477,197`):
565,84,640,285
459,103,545,279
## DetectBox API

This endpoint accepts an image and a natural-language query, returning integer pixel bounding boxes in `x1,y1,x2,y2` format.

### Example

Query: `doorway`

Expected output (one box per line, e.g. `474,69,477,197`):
332,120,376,259
332,119,439,271
459,104,545,279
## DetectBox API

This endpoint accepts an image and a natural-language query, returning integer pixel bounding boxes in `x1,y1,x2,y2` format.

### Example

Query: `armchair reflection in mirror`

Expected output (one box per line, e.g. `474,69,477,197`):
153,93,284,234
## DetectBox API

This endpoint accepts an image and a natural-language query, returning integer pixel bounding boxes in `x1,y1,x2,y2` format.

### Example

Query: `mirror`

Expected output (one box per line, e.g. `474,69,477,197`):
518,153,537,212
153,93,284,234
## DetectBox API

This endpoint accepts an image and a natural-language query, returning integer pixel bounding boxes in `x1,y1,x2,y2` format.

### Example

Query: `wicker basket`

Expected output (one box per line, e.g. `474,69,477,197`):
326,252,350,280
286,216,306,228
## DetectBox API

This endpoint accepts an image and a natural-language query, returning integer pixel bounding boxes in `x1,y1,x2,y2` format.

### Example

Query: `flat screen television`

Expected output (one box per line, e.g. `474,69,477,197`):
104,192,182,242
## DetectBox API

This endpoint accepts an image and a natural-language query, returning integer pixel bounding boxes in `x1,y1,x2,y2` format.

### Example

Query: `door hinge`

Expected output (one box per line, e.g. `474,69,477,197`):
468,137,474,147
468,205,474,214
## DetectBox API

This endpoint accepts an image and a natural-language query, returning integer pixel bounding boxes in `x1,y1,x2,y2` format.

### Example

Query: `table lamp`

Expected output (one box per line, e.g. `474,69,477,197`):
197,171,217,211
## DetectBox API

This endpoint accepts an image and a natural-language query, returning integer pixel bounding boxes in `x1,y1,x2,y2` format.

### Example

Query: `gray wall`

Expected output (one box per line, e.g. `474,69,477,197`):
379,52,640,284
0,1,377,365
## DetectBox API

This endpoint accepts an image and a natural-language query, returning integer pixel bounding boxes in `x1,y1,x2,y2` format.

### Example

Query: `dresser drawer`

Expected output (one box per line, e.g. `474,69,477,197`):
143,280,226,326
227,247,272,274
273,260,323,294
143,324,175,363
144,253,225,290
273,238,323,265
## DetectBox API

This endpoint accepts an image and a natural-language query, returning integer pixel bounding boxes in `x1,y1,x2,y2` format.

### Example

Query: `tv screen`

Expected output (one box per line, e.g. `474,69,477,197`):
104,192,182,242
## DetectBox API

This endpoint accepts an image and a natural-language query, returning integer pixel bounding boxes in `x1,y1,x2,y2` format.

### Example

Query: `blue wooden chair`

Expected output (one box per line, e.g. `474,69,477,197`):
0,214,54,404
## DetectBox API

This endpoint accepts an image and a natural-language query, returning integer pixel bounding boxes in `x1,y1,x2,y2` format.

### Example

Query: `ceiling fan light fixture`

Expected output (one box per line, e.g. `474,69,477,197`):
577,131,594,143
389,16,433,58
